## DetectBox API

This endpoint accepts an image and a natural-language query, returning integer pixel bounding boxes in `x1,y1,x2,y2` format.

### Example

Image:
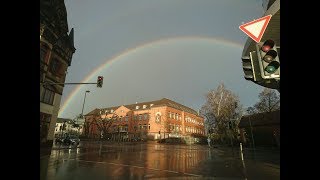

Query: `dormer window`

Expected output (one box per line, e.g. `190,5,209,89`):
111,109,114,113
136,106,139,109
150,104,154,107
143,105,147,109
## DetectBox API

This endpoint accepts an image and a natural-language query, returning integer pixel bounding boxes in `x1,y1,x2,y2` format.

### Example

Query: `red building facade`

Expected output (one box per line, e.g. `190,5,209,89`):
84,98,205,141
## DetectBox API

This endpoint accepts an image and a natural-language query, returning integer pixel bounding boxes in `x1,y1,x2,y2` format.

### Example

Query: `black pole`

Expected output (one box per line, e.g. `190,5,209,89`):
249,117,256,160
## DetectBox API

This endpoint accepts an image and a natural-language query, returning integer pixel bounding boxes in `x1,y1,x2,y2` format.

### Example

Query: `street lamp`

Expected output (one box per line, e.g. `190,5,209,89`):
81,90,90,118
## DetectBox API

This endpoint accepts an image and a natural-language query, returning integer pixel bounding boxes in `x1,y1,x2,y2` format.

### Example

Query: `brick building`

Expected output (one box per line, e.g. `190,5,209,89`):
84,98,205,142
40,0,76,147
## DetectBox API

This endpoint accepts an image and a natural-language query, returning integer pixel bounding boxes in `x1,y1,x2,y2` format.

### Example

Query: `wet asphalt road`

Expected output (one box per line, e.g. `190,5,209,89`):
40,141,279,180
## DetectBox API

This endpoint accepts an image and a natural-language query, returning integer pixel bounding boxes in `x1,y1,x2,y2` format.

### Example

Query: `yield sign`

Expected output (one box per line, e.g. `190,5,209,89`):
239,15,272,43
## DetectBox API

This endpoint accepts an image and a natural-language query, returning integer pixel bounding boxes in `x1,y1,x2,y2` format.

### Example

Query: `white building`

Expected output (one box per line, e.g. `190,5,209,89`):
54,118,83,137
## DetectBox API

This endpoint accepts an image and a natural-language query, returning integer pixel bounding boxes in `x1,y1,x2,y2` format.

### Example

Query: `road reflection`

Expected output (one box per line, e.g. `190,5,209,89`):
41,142,254,180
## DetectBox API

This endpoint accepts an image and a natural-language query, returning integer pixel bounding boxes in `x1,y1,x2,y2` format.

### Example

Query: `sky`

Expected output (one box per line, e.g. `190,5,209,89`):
59,0,266,119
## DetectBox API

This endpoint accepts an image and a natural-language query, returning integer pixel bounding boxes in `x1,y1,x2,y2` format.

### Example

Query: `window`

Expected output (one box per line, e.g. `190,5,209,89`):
148,124,150,130
155,114,161,123
136,106,139,109
143,105,147,109
111,109,114,113
176,114,178,120
139,114,142,120
49,58,61,75
134,115,137,120
169,112,171,118
150,104,154,107
144,114,148,120
125,115,129,122
41,87,55,105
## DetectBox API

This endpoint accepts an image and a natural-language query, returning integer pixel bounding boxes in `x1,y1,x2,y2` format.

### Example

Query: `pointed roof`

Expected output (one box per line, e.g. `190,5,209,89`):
68,28,75,51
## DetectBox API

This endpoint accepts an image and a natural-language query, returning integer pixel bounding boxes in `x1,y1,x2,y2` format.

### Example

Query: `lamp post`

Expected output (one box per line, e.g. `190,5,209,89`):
78,90,90,136
81,90,90,118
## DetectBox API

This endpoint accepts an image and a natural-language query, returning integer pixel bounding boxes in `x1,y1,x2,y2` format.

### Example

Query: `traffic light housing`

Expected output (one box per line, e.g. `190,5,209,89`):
256,39,280,79
97,76,103,88
242,51,262,82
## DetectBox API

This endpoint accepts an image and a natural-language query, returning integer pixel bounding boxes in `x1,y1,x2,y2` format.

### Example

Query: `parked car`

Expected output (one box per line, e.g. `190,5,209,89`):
55,134,80,146
69,135,80,145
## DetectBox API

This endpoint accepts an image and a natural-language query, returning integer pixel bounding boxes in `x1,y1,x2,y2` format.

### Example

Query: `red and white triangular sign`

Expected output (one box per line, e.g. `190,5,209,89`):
239,15,272,43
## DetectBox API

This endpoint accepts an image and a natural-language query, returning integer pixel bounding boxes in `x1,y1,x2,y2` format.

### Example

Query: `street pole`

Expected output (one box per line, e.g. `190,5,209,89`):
81,90,90,117
248,116,256,159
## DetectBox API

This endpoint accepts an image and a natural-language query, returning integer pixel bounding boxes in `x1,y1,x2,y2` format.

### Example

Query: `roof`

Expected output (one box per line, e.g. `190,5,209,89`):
238,110,280,128
56,118,73,124
85,108,102,116
85,98,200,117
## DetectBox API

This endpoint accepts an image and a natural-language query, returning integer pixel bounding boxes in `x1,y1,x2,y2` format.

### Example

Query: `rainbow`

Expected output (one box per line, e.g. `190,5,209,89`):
58,36,243,117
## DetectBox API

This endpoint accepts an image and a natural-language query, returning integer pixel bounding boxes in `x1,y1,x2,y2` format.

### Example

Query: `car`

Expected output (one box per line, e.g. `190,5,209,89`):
68,135,80,145
55,134,80,146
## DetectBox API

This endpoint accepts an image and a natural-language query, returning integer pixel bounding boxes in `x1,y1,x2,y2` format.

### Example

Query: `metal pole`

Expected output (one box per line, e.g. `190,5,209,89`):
81,91,90,117
249,117,256,159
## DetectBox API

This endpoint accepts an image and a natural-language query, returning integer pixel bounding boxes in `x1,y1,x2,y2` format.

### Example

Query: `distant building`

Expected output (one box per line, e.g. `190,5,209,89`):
54,118,83,137
40,0,76,147
84,98,205,143
238,110,280,147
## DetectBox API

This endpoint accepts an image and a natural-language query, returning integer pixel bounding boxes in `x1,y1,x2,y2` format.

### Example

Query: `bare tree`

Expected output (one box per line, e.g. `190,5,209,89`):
83,121,91,137
254,88,280,113
94,113,118,139
200,83,241,143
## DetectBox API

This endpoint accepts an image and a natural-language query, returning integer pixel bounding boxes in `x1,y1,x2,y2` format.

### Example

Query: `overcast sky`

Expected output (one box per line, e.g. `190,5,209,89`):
59,0,266,119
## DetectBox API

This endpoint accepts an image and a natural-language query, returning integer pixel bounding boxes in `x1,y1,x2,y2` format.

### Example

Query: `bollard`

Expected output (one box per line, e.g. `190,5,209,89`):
240,143,248,179
240,143,244,161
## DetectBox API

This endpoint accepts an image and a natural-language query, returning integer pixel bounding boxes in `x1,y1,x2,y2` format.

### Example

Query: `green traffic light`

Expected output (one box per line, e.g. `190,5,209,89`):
265,61,280,74
265,66,276,73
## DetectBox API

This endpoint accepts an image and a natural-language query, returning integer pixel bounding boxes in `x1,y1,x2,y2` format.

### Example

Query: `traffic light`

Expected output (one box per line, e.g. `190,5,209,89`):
97,76,103,88
256,39,280,79
242,51,262,82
